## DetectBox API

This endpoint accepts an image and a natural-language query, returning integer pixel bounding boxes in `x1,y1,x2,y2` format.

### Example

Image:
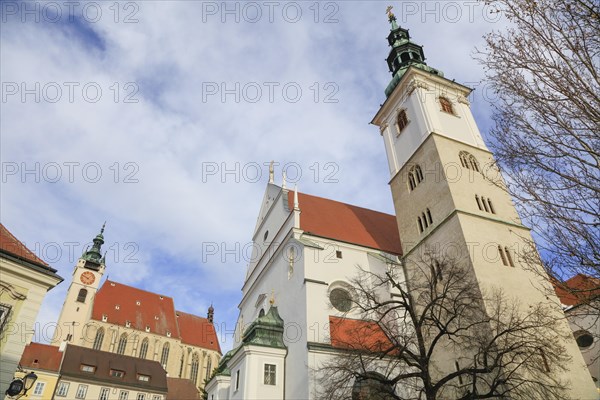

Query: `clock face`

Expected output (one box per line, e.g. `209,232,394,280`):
80,271,96,285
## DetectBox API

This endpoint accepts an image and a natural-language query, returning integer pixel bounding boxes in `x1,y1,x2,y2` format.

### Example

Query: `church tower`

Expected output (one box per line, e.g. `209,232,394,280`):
52,224,107,346
371,8,597,398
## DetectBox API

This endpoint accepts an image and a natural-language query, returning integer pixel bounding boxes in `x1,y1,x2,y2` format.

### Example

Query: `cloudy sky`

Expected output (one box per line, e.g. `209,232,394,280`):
1,0,506,352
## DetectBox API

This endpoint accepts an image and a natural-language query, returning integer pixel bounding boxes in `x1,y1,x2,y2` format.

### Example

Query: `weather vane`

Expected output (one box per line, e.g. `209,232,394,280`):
386,5,396,21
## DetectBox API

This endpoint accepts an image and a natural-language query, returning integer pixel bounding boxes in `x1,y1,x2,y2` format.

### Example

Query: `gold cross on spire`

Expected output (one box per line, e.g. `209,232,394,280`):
386,5,396,21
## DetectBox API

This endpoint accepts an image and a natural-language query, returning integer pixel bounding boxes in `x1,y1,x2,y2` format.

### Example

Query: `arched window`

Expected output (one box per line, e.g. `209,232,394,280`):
397,110,408,132
439,97,454,114
401,53,410,63
487,198,495,214
92,328,104,350
459,151,480,172
117,334,127,355
138,338,149,359
426,209,433,225
422,213,429,228
415,165,423,182
475,195,483,210
178,355,184,378
417,217,424,233
76,288,88,303
206,357,213,380
498,246,508,266
482,197,490,212
408,165,424,192
93,328,104,350
505,247,515,267
408,172,416,191
160,343,170,367
190,353,200,385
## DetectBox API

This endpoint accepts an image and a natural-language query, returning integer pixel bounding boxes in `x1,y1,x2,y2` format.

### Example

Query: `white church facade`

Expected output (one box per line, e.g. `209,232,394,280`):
206,9,598,400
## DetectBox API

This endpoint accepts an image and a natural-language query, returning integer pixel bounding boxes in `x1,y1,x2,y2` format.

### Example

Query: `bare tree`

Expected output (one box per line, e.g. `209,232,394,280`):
317,255,571,399
475,0,599,298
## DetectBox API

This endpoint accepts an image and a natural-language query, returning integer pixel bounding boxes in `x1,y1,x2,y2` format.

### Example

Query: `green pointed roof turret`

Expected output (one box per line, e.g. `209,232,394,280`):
81,223,106,267
383,5,444,97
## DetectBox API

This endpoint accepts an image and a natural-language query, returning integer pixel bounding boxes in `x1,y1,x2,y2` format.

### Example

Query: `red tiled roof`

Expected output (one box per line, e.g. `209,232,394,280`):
176,311,221,353
287,191,402,255
554,274,600,307
92,281,181,339
167,377,201,400
19,343,62,372
0,223,49,267
329,316,393,352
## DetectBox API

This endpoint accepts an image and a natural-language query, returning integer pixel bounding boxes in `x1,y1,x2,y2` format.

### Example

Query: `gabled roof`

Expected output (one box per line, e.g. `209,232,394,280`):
329,316,393,352
60,344,168,392
176,311,221,353
92,280,180,339
92,280,221,353
167,377,201,400
554,274,600,307
287,191,402,255
19,343,62,372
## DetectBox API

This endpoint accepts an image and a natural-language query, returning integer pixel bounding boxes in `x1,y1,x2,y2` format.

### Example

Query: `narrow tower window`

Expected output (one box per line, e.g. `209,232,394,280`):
117,334,127,355
417,217,424,233
498,246,508,266
408,173,416,191
459,151,480,172
475,195,483,210
206,357,213,380
482,197,490,212
487,198,496,214
415,165,424,182
397,110,408,133
422,213,429,228
76,288,88,303
426,209,433,225
93,328,104,350
505,247,515,267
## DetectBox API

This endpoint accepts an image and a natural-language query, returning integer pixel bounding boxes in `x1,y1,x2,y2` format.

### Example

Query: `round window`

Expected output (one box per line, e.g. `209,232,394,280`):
330,288,352,312
576,332,594,349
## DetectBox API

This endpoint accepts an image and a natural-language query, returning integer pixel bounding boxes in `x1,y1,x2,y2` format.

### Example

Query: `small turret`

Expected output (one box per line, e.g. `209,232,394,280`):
81,223,106,270
207,304,214,324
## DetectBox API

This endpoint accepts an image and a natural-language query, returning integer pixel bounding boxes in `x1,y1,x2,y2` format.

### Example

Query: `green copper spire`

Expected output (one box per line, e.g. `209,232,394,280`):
82,222,106,265
383,5,444,97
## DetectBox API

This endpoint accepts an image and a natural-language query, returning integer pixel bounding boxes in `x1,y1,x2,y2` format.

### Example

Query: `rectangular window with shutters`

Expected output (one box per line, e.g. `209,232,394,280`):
33,382,45,396
264,364,276,385
56,382,70,397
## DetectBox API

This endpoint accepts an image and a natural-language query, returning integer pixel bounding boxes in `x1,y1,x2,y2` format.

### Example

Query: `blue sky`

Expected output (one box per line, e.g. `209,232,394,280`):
1,1,506,352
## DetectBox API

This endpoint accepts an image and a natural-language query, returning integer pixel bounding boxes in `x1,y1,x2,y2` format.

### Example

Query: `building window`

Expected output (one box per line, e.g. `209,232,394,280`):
397,109,409,133
81,364,96,373
258,309,265,318
126,320,131,328
190,353,200,385
152,396,162,400
75,385,88,399
487,198,495,214
119,391,129,400
482,197,490,212
0,303,12,333
417,217,424,233
575,330,594,349
76,288,88,303
160,343,170,367
117,333,128,355
99,387,110,400
139,338,149,359
336,250,343,259
110,369,125,378
136,394,146,400
206,357,213,380
264,364,276,385
505,247,515,267
498,246,509,266
330,288,353,312
235,370,240,391
426,209,433,225
56,382,70,397
475,195,483,210
93,328,104,350
33,382,45,396
408,165,424,191
455,361,463,385
137,374,150,382
178,355,184,378
439,97,454,114
459,151,480,172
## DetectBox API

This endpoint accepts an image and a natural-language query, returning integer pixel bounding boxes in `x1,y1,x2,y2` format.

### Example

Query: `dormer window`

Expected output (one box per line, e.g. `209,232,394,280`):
136,301,141,306
137,374,150,382
81,364,96,373
166,331,171,338
102,314,108,322
110,369,125,378
145,325,150,332
115,305,120,310
125,320,131,328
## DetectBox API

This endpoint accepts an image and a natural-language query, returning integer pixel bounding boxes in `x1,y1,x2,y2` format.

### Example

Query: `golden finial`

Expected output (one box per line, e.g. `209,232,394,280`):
386,5,396,22
269,290,275,305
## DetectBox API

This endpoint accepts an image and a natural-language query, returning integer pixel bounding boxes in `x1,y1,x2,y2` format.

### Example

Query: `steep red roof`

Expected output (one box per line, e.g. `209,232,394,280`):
329,316,393,352
554,274,600,307
92,281,181,339
167,377,201,400
0,223,49,267
19,343,63,372
176,311,221,353
287,191,402,255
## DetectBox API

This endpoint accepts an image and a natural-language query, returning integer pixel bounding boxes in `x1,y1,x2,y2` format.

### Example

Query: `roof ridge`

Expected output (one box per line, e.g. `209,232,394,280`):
102,280,173,299
290,190,395,217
